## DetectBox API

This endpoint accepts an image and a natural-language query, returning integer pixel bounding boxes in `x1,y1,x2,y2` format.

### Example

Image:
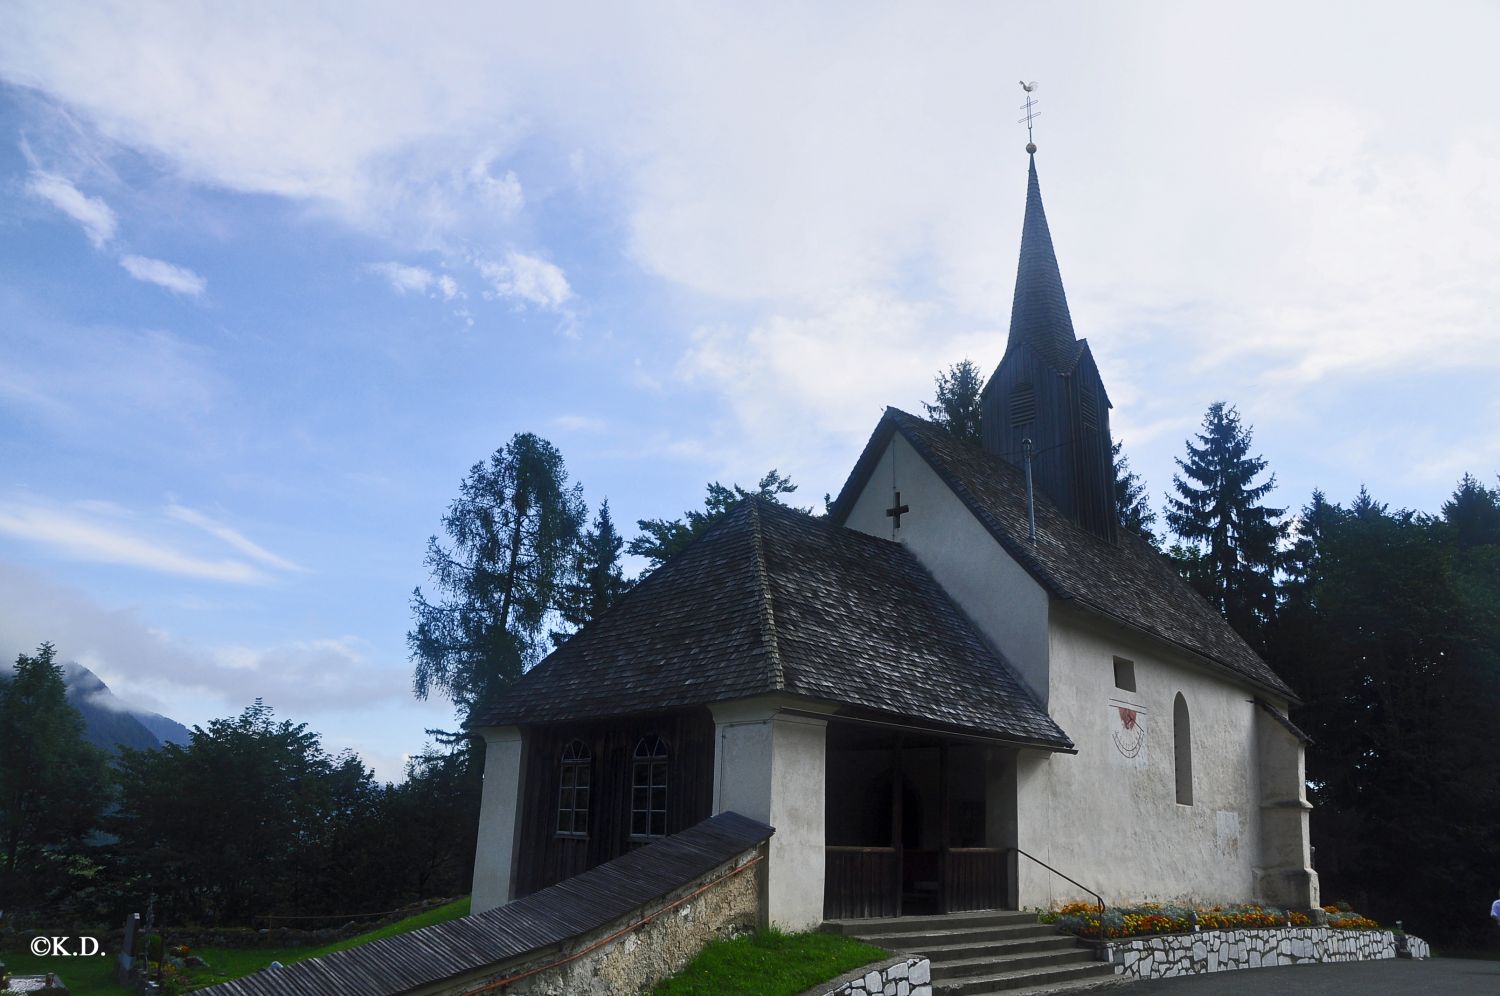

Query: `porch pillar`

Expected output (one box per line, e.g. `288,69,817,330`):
710,696,830,930
471,725,526,914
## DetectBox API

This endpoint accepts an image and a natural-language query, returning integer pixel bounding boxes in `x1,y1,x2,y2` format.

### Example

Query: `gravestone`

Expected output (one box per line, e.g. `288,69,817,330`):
116,912,140,984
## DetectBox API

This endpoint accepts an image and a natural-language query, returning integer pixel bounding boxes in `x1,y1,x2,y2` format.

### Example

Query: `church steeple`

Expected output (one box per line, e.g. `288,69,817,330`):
981,145,1118,543
1006,154,1078,371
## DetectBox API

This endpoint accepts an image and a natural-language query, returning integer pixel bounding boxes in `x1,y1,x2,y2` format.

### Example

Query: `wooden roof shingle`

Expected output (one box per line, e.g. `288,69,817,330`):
467,498,1072,750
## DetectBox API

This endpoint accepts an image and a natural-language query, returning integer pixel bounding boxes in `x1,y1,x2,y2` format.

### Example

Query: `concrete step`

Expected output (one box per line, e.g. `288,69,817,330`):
932,948,1095,980
999,975,1129,996
824,910,1041,935
918,934,1081,962
855,923,1060,950
934,960,1117,996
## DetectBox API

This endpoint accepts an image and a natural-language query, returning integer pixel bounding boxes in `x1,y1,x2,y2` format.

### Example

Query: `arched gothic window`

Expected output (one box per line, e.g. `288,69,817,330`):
631,735,669,838
1173,693,1194,806
557,740,590,837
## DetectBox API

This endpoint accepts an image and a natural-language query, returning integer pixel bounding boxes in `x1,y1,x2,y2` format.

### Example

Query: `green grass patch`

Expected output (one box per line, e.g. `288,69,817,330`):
180,897,472,990
0,946,134,996
0,900,475,995
650,928,887,996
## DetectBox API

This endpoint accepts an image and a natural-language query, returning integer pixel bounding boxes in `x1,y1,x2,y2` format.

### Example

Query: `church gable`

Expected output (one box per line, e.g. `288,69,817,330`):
830,409,1295,701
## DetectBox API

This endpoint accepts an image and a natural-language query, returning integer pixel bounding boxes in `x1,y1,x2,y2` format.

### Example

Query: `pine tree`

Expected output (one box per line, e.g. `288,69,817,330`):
629,470,802,570
1440,473,1500,549
1111,438,1158,545
408,433,586,711
1164,402,1284,645
553,499,633,643
922,359,985,446
0,643,110,905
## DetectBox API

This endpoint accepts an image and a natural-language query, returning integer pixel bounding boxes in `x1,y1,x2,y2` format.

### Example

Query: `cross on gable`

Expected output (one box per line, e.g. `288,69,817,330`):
885,491,910,528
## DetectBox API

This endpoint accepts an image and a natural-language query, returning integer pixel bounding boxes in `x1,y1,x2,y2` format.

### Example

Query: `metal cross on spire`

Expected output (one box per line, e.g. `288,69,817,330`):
1019,80,1040,153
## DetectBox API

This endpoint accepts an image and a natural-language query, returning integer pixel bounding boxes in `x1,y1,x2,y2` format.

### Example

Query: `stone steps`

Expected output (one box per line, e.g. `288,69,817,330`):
917,935,1081,963
853,925,1063,949
823,911,1118,996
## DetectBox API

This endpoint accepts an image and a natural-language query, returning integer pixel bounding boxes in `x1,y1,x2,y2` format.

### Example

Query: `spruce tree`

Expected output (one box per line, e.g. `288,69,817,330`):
922,359,985,446
0,643,110,905
629,470,801,570
553,499,633,643
1111,438,1158,545
1164,402,1284,645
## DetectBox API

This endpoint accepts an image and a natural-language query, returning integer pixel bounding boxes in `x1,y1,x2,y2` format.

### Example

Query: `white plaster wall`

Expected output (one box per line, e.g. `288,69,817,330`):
1017,607,1265,907
1255,708,1319,908
710,697,829,931
842,434,1052,704
471,726,525,914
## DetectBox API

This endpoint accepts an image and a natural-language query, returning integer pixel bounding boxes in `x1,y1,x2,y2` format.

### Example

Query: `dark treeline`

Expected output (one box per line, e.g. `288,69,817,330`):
0,657,479,928
928,359,1500,948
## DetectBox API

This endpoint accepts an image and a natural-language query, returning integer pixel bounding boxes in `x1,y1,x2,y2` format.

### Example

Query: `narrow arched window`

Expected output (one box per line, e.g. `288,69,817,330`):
631,735,669,839
557,740,590,837
1009,383,1037,428
1174,693,1194,806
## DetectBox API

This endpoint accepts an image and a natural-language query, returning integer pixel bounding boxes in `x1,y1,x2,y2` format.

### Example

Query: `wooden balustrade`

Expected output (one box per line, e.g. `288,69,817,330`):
824,846,898,919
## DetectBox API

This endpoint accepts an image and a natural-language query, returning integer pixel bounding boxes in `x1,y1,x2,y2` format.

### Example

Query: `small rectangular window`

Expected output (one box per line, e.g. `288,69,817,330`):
1113,657,1136,692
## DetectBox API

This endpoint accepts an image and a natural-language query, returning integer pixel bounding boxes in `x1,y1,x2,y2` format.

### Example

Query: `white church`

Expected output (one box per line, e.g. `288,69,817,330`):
467,148,1318,932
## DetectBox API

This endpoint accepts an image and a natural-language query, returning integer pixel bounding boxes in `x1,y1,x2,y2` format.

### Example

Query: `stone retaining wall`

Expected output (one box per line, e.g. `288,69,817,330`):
810,956,931,996
1105,927,1430,980
420,847,763,995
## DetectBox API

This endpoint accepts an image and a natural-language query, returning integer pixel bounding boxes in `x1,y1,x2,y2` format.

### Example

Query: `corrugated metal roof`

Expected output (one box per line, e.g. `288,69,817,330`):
196,812,773,996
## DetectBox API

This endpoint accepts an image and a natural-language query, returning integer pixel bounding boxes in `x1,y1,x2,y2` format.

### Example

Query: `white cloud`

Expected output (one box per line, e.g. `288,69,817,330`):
165,503,304,573
25,170,117,246
478,250,572,310
119,254,206,296
0,562,420,776
368,261,460,300
552,414,608,433
467,160,523,215
0,499,269,584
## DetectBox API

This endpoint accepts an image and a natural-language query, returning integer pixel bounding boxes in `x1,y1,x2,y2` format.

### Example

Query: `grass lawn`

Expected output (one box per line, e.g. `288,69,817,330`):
0,897,472,996
650,929,888,996
181,897,472,990
0,946,134,996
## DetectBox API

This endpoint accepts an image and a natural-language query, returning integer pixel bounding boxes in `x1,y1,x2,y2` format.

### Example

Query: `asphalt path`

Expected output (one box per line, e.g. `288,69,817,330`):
1124,957,1500,994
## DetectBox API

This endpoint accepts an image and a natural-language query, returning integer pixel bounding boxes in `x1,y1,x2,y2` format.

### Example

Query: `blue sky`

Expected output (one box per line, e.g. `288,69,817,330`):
2,2,1497,779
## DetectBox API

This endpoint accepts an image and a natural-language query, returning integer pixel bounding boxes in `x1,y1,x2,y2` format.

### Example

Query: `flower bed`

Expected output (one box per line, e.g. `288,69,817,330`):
1040,901,1368,941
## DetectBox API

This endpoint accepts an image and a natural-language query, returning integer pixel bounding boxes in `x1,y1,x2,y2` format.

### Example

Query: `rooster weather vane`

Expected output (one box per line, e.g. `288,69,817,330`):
1019,80,1040,153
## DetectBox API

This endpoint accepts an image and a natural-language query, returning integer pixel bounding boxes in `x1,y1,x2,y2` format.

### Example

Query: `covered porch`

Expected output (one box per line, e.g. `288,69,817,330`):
823,719,1020,919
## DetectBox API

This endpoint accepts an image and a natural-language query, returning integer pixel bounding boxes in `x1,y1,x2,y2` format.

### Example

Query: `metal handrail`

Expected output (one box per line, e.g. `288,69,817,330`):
1005,846,1107,941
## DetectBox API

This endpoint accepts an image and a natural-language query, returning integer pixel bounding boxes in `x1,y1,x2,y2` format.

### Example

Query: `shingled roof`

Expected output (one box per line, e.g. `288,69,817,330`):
829,409,1297,702
468,497,1072,750
1005,153,1078,373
